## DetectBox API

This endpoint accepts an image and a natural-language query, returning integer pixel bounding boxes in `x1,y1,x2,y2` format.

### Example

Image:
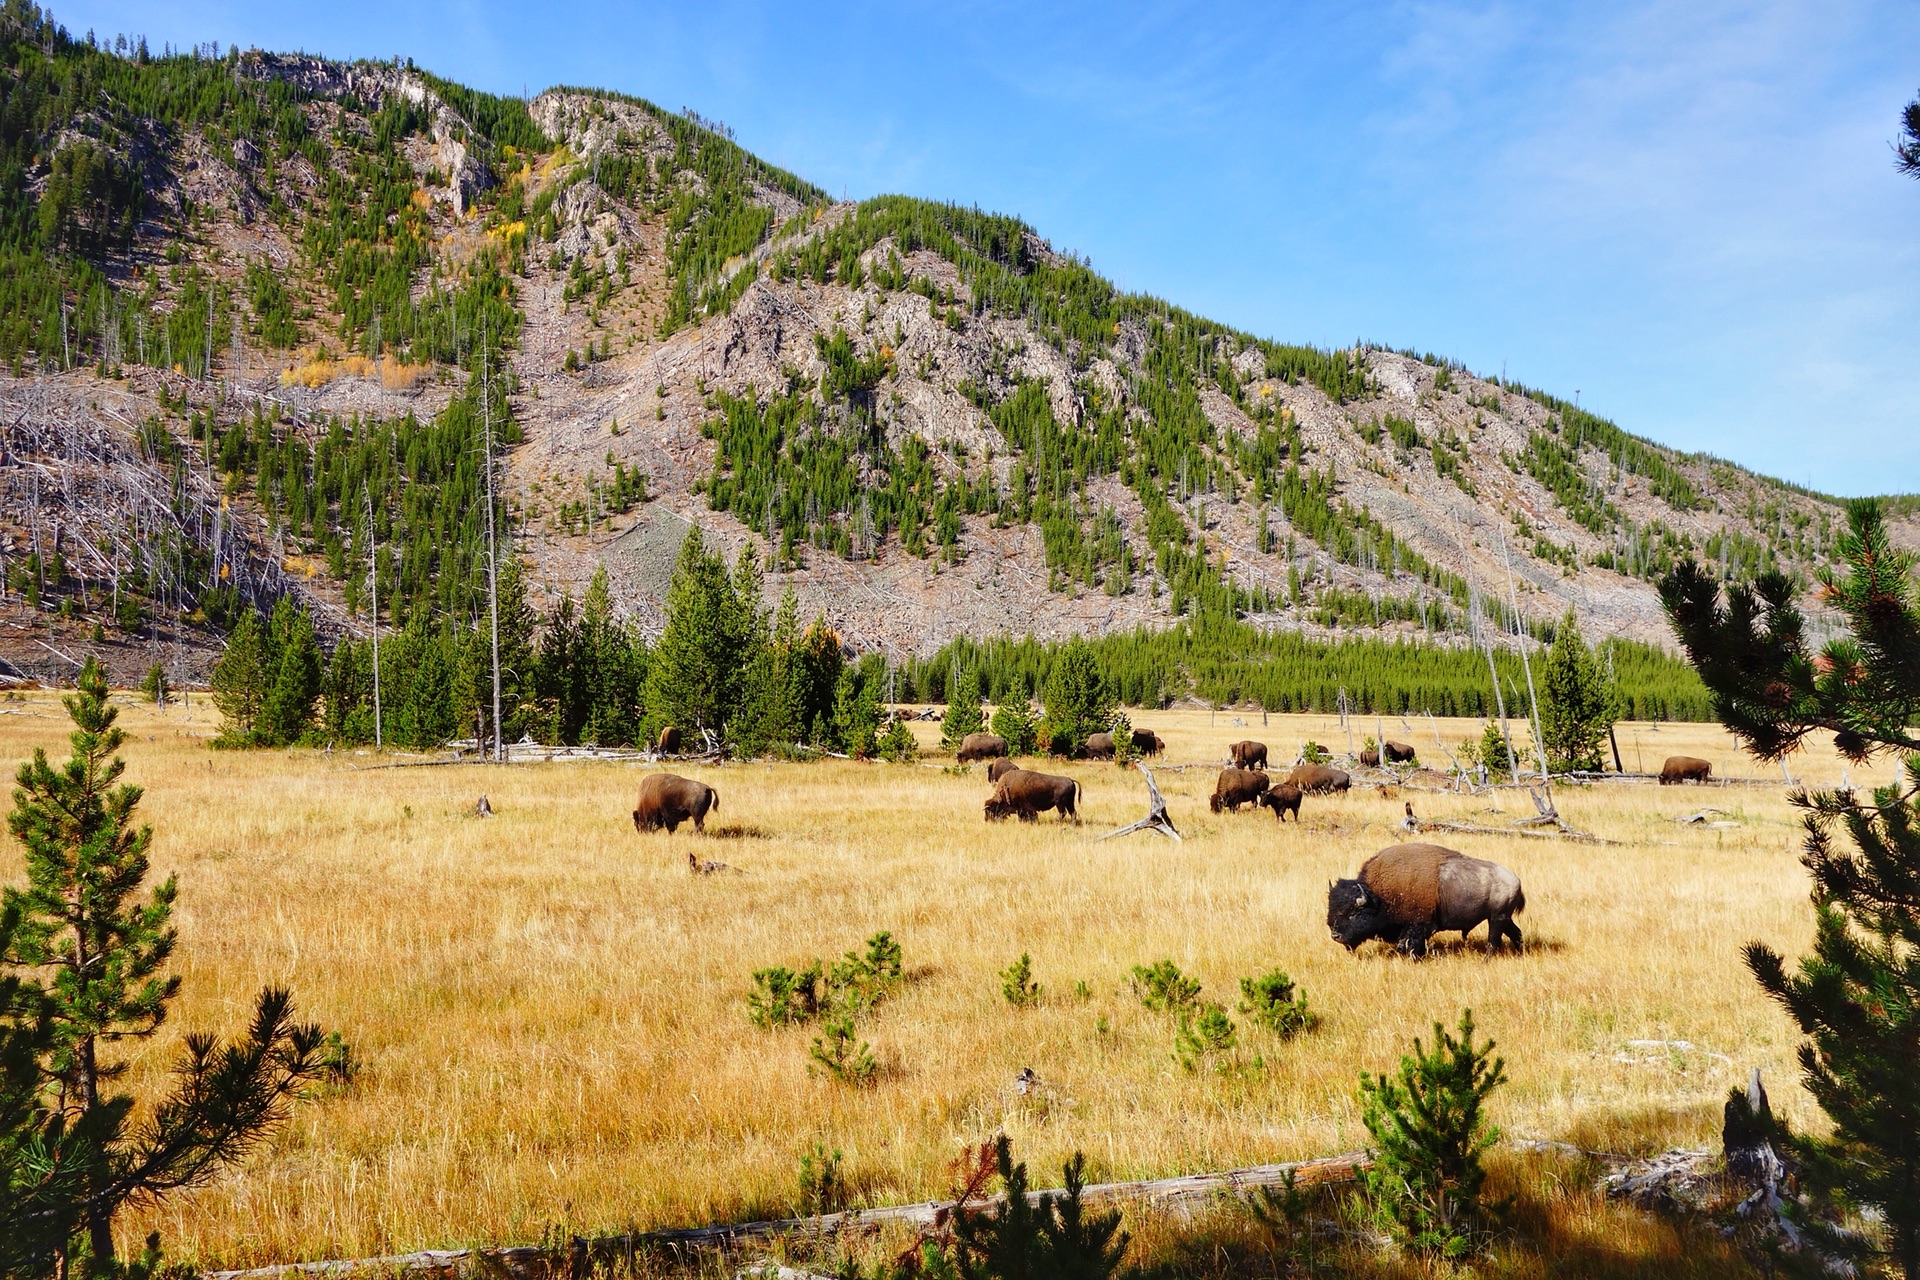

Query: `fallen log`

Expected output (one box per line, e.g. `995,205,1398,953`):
204,1150,1370,1280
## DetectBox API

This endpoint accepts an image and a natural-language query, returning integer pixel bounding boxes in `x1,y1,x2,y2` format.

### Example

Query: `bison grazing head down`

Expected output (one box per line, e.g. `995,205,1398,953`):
1327,877,1395,950
983,794,1026,822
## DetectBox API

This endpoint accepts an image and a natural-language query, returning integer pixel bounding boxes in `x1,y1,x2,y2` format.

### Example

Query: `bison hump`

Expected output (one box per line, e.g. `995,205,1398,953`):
1358,842,1460,920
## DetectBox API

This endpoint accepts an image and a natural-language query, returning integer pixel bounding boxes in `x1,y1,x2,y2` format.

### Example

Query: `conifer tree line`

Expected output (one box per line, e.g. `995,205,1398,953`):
213,539,1710,752
210,529,915,755
901,618,1710,722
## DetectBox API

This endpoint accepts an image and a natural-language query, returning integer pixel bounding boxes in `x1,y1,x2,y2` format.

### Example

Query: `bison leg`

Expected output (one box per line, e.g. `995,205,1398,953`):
663,817,680,834
693,808,706,833
1500,918,1524,950
1397,925,1434,959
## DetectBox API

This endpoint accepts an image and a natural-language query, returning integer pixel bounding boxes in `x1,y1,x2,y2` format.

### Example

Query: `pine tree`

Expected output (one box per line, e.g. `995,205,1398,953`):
1358,1010,1506,1257
793,615,845,746
1040,637,1112,756
0,659,342,1270
494,556,539,743
1537,610,1615,772
578,567,645,747
733,588,803,755
646,529,756,741
990,697,1038,755
209,608,269,743
1662,499,1920,1276
941,665,985,748
832,660,883,759
324,639,374,744
260,598,322,746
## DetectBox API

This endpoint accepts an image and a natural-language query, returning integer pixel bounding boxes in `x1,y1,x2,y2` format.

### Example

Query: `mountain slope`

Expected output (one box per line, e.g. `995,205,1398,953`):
0,10,1902,683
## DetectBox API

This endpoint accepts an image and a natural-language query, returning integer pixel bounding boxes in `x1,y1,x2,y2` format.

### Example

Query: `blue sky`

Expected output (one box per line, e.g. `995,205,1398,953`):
56,0,1920,496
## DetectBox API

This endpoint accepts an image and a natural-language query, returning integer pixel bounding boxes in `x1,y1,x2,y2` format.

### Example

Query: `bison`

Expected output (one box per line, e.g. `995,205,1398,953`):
986,757,1021,783
1082,732,1116,761
1130,729,1166,756
957,732,1008,764
1358,747,1380,768
1228,740,1268,769
657,725,682,755
1258,782,1303,822
1287,763,1351,794
1210,767,1271,813
1384,740,1416,764
1660,755,1712,785
984,769,1081,823
632,772,719,834
1327,842,1525,958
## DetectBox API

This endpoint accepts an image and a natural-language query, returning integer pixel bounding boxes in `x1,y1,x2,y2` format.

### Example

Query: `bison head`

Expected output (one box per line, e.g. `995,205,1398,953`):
984,795,1016,822
1326,877,1389,950
1209,793,1225,814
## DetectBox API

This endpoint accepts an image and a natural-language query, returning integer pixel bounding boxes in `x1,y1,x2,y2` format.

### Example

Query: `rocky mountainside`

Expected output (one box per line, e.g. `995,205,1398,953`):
0,12,1903,683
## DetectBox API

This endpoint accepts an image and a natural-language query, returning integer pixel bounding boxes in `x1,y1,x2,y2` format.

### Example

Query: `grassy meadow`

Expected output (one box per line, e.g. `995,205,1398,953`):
0,692,1894,1270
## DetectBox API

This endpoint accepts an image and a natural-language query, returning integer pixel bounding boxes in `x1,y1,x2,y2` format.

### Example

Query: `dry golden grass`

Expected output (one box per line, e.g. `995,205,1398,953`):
0,694,1892,1269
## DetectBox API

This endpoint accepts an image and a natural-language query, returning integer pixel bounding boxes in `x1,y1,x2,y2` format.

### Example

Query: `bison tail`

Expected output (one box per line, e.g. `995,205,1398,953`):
711,790,720,812
1512,886,1527,914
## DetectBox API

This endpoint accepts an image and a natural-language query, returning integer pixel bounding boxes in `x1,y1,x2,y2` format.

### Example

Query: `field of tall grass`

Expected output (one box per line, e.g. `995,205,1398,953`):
0,693,1890,1271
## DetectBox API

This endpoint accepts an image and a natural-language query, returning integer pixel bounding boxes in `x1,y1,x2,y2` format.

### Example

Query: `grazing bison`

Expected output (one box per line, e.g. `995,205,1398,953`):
1258,782,1303,823
1210,767,1271,813
1287,763,1351,794
1228,740,1268,769
1384,740,1416,764
1082,732,1116,760
1660,755,1712,785
632,772,718,834
1130,729,1166,756
1327,842,1525,957
1358,747,1380,768
986,757,1021,783
957,732,1008,764
657,725,682,755
984,769,1081,823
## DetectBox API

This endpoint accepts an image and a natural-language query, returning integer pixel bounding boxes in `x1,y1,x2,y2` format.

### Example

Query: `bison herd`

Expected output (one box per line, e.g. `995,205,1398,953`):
630,725,1563,960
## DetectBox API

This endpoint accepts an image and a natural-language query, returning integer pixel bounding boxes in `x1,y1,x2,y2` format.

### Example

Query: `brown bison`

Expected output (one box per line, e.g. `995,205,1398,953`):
1384,740,1416,764
1287,763,1351,794
1210,767,1271,813
986,757,1021,783
957,732,1008,764
657,725,682,755
984,769,1081,823
1082,732,1116,760
632,772,718,834
1258,782,1303,822
1228,740,1268,769
1327,842,1525,957
1130,728,1166,756
1358,747,1380,768
1660,755,1712,785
